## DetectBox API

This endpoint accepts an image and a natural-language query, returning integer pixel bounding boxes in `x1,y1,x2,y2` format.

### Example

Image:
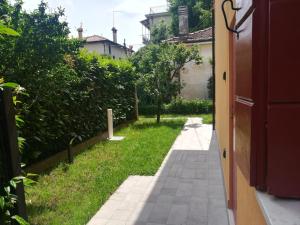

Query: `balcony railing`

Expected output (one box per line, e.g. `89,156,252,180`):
149,4,170,14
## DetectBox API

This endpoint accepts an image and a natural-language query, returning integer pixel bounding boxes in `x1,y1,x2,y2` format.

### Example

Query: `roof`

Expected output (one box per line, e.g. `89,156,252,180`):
84,35,110,43
166,27,213,44
84,35,134,52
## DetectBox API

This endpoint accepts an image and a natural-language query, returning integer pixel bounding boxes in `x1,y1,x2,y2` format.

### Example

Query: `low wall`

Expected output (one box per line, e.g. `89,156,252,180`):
26,121,134,174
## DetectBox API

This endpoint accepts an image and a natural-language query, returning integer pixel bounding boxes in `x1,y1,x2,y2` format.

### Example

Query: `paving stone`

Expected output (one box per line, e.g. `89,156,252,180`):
106,220,127,225
129,202,154,222
208,207,229,225
86,218,108,225
176,183,193,197
110,209,133,221
147,203,172,224
160,187,177,196
156,195,174,204
166,205,188,225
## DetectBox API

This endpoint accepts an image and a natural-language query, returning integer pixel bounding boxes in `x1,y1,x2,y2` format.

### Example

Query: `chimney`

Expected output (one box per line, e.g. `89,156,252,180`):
178,6,189,35
77,24,83,39
112,27,118,43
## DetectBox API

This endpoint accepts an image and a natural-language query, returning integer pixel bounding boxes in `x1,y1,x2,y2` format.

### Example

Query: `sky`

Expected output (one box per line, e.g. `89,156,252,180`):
14,0,167,50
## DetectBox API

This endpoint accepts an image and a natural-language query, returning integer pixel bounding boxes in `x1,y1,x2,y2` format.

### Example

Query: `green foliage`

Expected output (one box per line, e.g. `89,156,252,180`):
0,1,136,164
1,175,36,225
150,21,171,44
139,98,213,115
0,12,30,225
207,76,214,99
131,43,201,122
17,50,136,163
168,0,212,35
0,21,19,37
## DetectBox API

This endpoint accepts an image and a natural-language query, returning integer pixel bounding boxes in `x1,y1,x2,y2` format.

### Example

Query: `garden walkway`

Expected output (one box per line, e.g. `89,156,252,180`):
87,118,229,225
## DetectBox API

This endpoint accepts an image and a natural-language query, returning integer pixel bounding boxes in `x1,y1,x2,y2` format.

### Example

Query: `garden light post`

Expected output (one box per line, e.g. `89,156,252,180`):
107,109,124,141
107,109,113,139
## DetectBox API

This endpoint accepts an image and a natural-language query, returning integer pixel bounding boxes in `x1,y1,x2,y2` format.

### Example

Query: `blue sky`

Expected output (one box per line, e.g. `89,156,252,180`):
15,0,167,50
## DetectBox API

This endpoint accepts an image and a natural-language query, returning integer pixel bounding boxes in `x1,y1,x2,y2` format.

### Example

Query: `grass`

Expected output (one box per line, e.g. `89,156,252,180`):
140,114,213,124
26,117,186,225
26,114,212,225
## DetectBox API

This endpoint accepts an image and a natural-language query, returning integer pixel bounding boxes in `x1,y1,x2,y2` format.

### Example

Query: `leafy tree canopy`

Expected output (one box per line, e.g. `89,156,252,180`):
131,43,202,123
0,0,81,85
168,0,212,35
150,21,171,44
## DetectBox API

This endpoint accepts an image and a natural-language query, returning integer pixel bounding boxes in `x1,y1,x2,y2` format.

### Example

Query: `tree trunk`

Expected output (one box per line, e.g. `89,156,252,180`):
156,97,161,123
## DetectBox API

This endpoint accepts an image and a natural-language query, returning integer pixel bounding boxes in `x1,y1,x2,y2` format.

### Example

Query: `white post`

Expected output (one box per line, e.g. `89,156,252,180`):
107,109,113,139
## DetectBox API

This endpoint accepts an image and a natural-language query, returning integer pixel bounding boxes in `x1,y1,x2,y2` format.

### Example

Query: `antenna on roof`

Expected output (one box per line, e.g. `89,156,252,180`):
113,9,122,27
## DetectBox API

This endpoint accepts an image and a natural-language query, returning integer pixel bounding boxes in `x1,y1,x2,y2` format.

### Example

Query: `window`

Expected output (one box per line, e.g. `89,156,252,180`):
109,45,112,55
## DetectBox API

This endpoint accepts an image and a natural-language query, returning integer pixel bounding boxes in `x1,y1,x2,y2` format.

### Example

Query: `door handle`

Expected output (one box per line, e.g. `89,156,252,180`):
221,0,241,38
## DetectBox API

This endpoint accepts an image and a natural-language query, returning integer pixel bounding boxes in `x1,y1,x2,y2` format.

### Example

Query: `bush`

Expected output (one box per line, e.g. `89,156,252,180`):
20,51,136,164
207,76,214,99
139,98,213,115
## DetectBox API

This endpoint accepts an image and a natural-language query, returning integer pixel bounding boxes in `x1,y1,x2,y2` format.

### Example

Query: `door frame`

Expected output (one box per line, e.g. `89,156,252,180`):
228,19,237,221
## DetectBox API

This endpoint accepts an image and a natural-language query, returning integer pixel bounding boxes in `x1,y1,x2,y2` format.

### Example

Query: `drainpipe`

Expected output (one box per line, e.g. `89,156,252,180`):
212,1,216,131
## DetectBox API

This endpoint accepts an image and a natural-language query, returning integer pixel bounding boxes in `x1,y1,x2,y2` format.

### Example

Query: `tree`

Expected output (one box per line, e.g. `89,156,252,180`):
0,0,81,85
150,21,171,44
132,43,202,123
168,0,212,35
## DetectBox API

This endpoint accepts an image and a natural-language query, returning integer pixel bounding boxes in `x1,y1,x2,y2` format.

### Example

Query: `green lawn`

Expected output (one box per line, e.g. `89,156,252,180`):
140,114,213,124
26,117,187,225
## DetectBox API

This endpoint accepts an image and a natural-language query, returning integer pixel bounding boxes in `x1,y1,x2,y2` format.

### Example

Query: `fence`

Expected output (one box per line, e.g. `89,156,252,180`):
0,89,27,220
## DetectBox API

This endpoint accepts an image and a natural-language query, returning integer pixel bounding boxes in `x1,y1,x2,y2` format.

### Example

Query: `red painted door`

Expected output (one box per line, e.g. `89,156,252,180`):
234,0,268,188
266,0,300,197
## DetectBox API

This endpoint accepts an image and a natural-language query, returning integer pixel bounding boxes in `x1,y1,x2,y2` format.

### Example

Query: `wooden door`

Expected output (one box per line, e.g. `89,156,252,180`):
267,0,300,197
235,11,254,184
234,0,268,188
229,20,237,220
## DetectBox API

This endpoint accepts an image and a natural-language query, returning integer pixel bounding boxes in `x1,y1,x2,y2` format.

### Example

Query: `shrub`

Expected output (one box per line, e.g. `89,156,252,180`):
207,76,214,99
20,51,136,164
139,98,213,115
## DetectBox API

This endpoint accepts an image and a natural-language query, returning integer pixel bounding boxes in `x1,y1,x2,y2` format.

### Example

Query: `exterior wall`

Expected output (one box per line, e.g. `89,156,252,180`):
149,13,172,30
84,42,106,55
214,1,267,225
83,42,128,59
215,0,231,201
180,42,212,99
236,167,267,225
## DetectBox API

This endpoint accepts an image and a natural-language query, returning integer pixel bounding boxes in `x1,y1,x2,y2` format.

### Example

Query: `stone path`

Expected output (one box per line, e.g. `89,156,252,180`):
87,118,229,225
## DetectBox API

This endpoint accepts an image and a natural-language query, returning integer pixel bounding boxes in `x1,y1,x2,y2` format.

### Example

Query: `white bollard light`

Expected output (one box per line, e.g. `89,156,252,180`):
107,109,113,139
107,109,124,141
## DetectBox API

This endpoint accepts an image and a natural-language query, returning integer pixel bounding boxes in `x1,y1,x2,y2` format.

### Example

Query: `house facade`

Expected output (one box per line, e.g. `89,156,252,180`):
214,0,300,225
167,27,213,100
141,5,172,44
141,5,213,100
77,26,133,59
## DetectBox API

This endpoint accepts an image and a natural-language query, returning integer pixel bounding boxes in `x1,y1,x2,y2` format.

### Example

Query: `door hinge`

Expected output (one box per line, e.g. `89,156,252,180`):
223,72,227,81
223,148,227,159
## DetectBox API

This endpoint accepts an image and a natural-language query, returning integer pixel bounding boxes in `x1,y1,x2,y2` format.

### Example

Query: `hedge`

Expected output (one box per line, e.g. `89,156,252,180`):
139,99,213,115
19,51,136,164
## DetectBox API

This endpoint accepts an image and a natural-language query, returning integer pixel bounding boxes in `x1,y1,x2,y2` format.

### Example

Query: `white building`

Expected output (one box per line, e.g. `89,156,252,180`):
167,27,213,99
141,5,212,100
167,6,213,100
77,26,133,59
140,5,172,44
